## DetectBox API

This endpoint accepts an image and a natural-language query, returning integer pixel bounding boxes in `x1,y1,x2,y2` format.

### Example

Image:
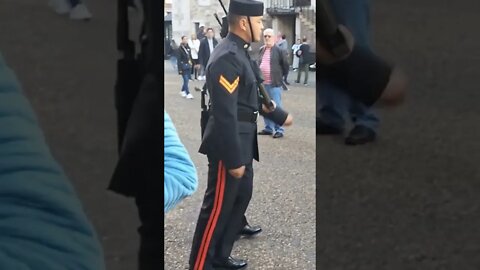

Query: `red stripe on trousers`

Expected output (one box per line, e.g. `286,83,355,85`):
194,161,226,270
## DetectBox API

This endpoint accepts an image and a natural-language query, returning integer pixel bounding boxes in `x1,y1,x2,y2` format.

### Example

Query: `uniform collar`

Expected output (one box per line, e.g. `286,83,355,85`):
227,32,251,50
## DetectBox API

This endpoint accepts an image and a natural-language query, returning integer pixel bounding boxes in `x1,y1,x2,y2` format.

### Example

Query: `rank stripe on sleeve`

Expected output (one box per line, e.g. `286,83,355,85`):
219,75,240,94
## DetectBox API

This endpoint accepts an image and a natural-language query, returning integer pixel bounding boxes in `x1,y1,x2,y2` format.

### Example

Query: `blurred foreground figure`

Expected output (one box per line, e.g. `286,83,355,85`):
107,0,173,269
316,0,407,107
48,0,93,20
317,0,380,145
0,52,105,269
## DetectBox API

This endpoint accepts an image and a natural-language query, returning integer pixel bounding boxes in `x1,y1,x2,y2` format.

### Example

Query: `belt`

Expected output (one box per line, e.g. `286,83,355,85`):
237,111,258,123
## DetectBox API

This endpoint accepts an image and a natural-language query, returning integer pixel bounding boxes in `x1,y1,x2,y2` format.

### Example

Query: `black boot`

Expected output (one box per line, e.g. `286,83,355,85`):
213,256,247,269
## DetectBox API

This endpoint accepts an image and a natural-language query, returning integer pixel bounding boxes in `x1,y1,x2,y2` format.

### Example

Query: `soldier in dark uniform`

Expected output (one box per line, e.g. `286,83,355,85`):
189,0,293,269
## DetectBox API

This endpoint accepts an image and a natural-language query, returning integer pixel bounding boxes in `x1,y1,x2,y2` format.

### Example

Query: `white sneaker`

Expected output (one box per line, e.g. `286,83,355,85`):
180,91,187,97
69,3,92,20
186,93,194,99
49,0,71,14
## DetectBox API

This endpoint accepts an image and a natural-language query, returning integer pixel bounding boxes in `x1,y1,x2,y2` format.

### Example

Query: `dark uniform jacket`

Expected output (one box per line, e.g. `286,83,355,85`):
199,33,260,170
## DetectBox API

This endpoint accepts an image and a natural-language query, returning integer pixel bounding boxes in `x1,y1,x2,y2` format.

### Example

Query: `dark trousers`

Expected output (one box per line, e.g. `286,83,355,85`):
296,63,309,84
68,0,81,7
189,159,254,270
283,70,290,83
191,59,199,79
135,187,162,270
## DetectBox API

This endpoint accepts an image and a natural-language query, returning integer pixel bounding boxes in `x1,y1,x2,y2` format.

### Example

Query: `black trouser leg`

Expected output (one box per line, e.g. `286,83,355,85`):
136,189,162,270
215,163,254,260
192,59,199,79
303,63,309,84
284,70,289,83
241,214,248,230
189,159,246,270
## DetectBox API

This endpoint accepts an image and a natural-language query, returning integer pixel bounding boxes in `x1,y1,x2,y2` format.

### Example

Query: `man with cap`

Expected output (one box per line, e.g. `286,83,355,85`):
189,0,293,269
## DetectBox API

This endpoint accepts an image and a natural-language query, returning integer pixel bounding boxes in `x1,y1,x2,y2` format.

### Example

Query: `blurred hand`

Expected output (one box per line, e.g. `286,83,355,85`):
228,166,245,179
283,114,293,126
378,66,408,107
317,24,355,65
261,100,276,113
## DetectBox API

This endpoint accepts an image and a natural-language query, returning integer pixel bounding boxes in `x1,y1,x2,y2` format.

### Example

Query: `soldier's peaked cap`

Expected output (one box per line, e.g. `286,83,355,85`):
228,0,264,16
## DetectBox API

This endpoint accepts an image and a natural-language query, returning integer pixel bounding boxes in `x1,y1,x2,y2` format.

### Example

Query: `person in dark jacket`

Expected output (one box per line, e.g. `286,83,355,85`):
257,28,290,138
295,37,312,86
197,25,206,40
178,35,194,99
198,28,219,80
276,34,291,86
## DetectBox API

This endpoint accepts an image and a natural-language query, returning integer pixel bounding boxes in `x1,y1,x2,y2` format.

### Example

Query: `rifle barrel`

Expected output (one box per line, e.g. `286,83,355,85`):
213,13,222,26
218,0,228,15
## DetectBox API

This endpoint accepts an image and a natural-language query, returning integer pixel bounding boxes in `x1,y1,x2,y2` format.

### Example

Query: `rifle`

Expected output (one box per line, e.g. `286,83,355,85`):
109,0,162,197
196,85,210,138
114,0,141,152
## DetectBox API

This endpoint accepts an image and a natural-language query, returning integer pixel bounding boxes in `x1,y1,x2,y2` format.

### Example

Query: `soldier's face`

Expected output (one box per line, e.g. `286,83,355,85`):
249,16,264,42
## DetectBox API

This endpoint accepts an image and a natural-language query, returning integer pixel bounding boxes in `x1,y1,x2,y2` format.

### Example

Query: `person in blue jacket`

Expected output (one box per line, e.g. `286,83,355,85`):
0,51,105,269
164,110,198,212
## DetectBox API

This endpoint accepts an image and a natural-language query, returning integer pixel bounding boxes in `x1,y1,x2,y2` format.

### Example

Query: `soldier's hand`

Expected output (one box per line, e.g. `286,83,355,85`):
378,66,408,107
317,24,355,65
262,100,276,113
283,114,293,126
228,166,245,179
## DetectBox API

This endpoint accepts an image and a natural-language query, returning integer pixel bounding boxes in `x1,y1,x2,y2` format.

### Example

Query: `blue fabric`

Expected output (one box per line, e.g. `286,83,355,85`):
262,84,284,134
164,111,198,213
181,71,190,94
68,0,81,7
0,52,105,269
318,0,379,131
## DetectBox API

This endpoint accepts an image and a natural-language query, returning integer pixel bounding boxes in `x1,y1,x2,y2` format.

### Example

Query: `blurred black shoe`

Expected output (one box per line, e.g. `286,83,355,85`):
316,119,343,135
213,257,247,269
258,130,273,135
273,132,284,139
345,125,376,145
240,224,262,237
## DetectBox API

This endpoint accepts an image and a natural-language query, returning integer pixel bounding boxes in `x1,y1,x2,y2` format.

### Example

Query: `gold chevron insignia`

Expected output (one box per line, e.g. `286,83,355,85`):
219,75,240,94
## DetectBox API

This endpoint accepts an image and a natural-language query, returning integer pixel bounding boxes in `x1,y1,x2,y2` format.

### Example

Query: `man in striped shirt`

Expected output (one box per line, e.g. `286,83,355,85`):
257,28,290,138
